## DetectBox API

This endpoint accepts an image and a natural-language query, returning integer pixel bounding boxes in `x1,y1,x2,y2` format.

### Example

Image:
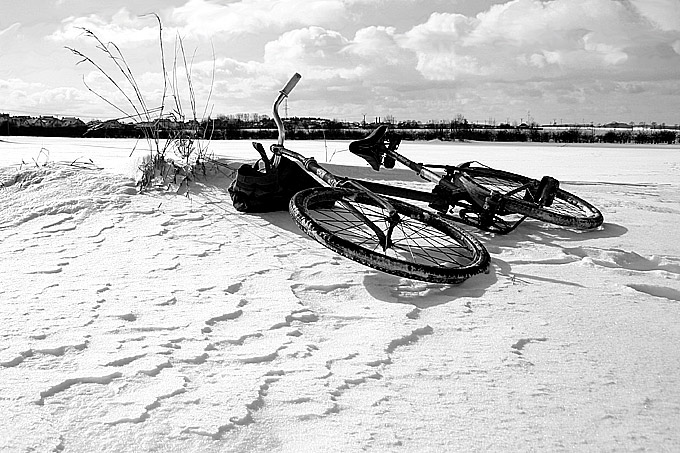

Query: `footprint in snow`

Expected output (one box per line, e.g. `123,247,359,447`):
566,246,680,274
627,284,680,302
511,337,548,355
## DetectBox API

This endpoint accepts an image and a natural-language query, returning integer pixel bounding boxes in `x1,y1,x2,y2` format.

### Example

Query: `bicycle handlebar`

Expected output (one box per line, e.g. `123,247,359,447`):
273,73,302,146
280,73,301,96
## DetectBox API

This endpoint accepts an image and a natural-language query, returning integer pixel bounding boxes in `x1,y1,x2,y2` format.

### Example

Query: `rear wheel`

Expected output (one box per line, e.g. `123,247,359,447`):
289,187,490,284
456,166,603,229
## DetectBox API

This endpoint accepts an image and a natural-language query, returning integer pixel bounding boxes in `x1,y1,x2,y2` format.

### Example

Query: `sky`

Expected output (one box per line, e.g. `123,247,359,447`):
1,0,679,125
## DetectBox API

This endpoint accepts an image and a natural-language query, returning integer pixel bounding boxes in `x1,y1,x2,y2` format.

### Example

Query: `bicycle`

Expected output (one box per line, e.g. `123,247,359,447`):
347,126,604,235
254,73,490,284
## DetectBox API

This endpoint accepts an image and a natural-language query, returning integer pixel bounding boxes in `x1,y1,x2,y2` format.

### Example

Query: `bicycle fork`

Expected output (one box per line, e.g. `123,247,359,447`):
342,180,400,252
271,144,401,252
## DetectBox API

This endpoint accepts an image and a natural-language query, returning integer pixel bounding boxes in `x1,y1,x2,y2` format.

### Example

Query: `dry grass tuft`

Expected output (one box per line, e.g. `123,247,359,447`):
66,14,216,195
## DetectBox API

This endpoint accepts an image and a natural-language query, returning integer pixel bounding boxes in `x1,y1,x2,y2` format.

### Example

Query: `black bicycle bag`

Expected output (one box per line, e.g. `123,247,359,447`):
228,153,319,213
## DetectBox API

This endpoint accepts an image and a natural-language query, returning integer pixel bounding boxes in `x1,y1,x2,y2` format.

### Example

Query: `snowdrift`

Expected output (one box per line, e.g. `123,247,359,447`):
1,138,679,452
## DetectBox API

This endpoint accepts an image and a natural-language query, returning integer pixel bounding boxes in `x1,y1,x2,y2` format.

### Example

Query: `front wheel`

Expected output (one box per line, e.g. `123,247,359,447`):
456,166,603,229
289,187,490,284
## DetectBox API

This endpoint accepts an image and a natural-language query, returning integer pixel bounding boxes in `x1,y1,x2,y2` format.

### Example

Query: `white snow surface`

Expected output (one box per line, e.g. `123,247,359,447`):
1,136,679,452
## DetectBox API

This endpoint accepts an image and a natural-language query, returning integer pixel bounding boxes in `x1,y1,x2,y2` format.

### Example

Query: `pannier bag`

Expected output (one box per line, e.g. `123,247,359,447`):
228,146,319,213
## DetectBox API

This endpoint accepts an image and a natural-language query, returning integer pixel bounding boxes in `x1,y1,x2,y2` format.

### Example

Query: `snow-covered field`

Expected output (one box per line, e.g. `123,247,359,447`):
1,136,679,452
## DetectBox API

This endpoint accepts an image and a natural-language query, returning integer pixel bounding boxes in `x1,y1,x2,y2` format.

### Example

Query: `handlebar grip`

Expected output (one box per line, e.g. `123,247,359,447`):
280,73,301,96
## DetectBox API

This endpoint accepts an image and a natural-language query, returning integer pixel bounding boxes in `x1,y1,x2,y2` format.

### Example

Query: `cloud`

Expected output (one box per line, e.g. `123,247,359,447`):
0,22,21,37
170,0,348,36
630,0,680,31
0,78,44,92
346,26,417,70
20,0,680,123
260,24,420,83
398,0,679,82
163,0,680,121
0,78,94,116
48,9,161,43
264,26,351,73
251,24,428,117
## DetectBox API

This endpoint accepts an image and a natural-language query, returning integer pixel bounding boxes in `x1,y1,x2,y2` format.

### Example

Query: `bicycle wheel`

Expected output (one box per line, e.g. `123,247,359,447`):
456,166,603,229
289,187,490,284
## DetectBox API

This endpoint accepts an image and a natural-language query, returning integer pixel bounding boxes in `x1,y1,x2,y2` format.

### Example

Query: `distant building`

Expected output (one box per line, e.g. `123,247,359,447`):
61,116,86,127
9,116,32,127
39,116,60,127
603,121,632,129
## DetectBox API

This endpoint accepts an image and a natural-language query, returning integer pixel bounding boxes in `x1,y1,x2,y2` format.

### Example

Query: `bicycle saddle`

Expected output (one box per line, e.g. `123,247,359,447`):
349,125,388,171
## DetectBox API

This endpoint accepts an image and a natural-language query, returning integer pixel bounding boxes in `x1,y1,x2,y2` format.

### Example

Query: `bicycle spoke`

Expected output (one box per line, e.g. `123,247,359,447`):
310,198,477,269
391,221,473,267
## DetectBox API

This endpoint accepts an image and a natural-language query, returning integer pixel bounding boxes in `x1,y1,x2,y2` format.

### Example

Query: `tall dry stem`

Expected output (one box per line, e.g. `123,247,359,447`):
66,13,216,193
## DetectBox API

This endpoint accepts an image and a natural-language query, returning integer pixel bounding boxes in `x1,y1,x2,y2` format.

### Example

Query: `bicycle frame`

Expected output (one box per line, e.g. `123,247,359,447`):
347,129,532,233
374,163,533,233
387,150,531,232
354,131,590,234
266,73,402,250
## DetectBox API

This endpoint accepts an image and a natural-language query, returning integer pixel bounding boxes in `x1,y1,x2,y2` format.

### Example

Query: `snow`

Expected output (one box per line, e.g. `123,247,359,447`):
1,136,679,452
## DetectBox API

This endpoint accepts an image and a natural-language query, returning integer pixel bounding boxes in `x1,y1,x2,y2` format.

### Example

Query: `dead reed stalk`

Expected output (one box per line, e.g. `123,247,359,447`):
66,13,215,194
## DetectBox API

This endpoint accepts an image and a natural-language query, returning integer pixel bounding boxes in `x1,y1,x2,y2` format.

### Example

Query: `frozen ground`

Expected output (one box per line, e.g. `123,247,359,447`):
1,136,679,452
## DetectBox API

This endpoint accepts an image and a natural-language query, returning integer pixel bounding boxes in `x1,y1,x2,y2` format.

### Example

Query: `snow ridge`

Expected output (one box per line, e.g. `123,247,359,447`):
36,371,123,405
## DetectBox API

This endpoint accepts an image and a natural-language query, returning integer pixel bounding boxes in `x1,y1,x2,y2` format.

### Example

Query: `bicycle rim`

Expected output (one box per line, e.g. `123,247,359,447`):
457,167,603,229
289,187,490,284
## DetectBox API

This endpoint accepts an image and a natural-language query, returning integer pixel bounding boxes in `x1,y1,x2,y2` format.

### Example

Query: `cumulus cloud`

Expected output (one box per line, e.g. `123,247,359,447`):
0,78,45,92
48,8,161,43
264,27,351,72
630,0,680,31
170,0,348,36
188,0,679,120
396,0,664,82
13,0,679,122
345,26,400,61
0,22,21,37
407,2,674,121
0,78,95,116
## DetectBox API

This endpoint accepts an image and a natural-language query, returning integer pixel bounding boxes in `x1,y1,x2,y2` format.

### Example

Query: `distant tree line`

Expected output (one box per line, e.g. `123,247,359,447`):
1,112,678,144
415,125,679,145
